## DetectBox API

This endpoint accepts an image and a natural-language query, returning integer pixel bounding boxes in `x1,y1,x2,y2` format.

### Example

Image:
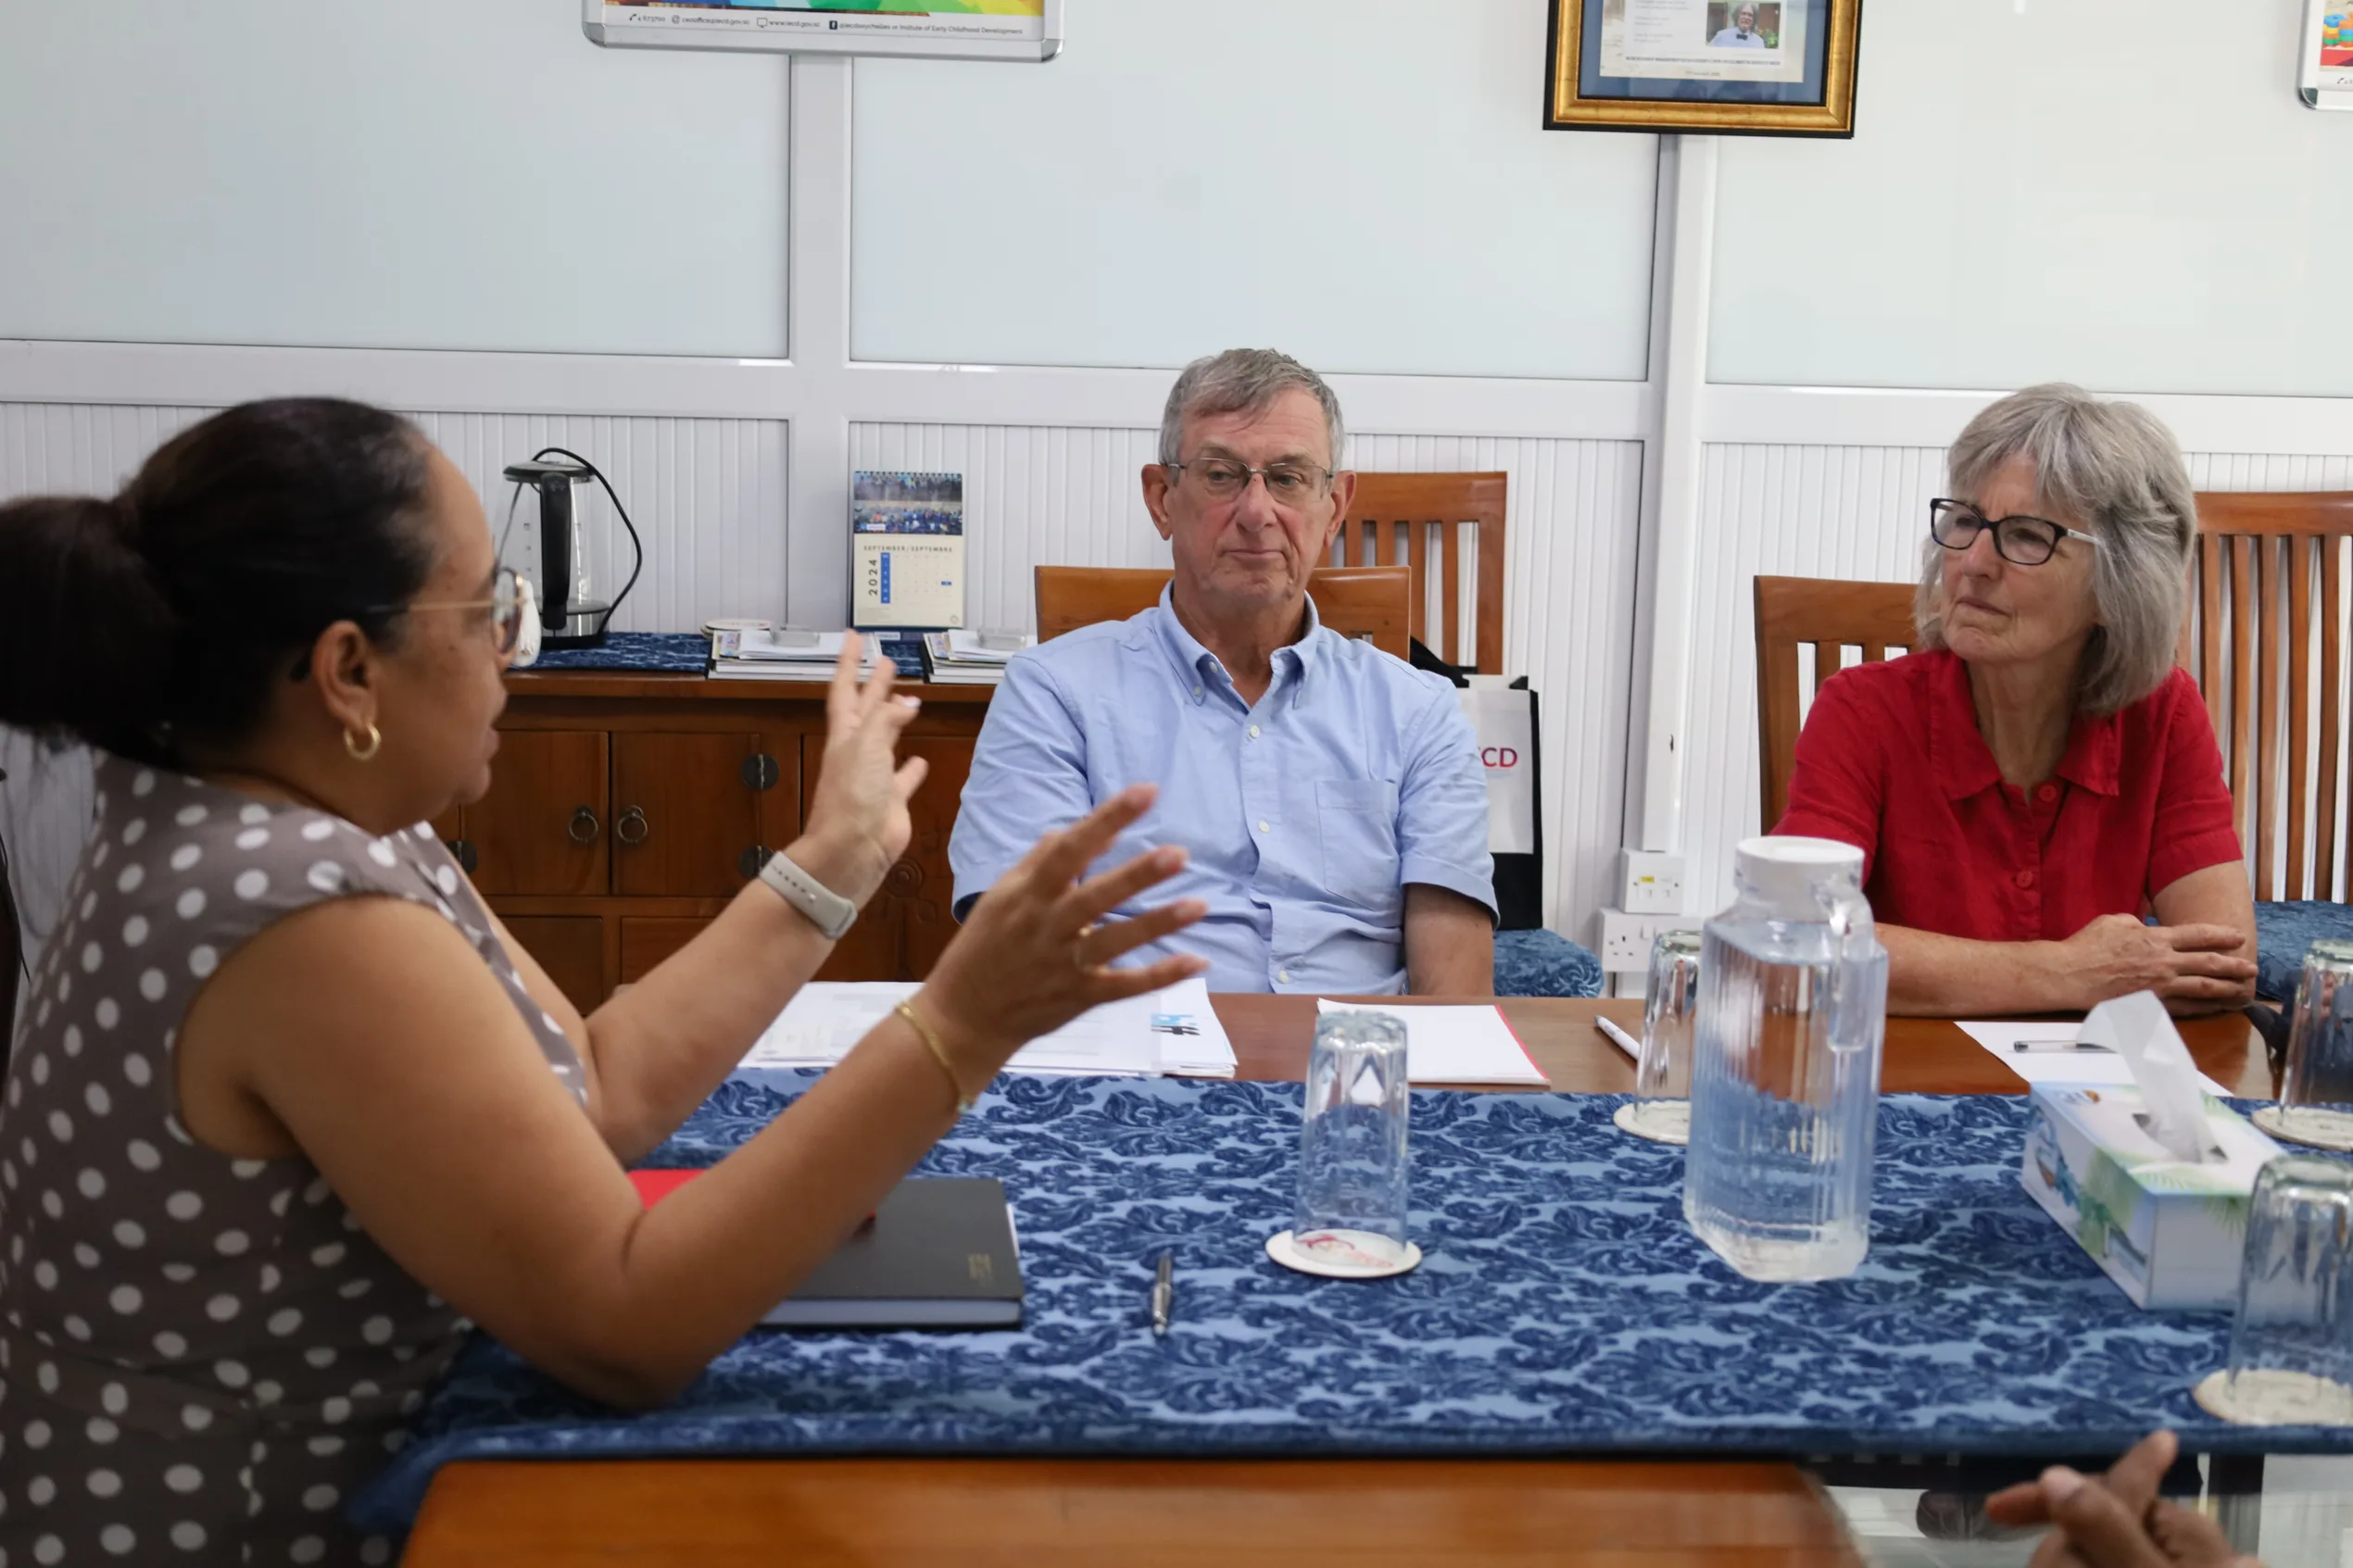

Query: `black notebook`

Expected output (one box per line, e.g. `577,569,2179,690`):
761,1176,1024,1331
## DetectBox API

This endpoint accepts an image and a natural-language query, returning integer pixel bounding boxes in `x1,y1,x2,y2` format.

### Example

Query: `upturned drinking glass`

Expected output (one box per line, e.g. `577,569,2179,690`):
1624,929,1702,1144
1290,1010,1412,1273
2268,939,2353,1150
2205,1155,2353,1424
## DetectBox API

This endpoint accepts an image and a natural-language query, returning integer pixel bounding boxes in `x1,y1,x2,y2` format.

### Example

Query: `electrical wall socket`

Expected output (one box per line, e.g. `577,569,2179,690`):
1617,850,1685,915
1594,908,1702,972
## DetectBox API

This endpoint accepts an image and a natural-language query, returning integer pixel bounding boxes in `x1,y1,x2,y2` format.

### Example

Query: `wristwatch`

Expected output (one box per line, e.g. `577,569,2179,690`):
757,850,859,940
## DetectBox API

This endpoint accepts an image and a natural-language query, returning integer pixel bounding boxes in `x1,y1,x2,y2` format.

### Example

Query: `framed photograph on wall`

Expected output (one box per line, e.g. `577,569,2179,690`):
1545,0,1863,136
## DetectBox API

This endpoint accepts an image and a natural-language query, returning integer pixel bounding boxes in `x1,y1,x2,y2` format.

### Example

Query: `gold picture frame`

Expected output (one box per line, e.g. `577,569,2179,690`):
1545,0,1863,136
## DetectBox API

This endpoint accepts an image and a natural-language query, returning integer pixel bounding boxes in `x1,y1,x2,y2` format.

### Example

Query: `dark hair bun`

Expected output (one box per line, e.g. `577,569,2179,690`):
0,398,435,766
0,494,178,759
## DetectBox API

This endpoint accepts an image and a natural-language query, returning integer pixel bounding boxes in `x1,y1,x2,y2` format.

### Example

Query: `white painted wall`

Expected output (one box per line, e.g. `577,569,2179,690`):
850,0,1660,381
1710,0,2353,395
0,1,790,358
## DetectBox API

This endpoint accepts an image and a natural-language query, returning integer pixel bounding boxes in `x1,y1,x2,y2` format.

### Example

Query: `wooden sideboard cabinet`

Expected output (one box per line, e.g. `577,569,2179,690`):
432,672,993,1010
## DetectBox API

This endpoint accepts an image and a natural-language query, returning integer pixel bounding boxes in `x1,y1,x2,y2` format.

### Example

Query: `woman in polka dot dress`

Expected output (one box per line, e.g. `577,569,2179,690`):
0,400,1207,1564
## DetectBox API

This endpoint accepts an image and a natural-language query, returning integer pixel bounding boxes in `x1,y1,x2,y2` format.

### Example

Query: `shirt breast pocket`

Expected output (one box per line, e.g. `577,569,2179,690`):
1315,779,1403,909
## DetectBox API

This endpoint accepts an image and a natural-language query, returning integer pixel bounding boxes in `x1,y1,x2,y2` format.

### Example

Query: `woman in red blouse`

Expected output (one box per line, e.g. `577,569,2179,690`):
1776,384,2256,1016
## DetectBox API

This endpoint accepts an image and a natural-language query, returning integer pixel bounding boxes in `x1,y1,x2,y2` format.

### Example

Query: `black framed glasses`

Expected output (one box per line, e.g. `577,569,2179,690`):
1929,498,2099,568
387,565,524,656
1164,457,1337,505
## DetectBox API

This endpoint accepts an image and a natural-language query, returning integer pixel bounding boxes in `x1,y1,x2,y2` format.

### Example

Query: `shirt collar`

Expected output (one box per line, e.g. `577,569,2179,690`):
1926,647,2121,800
1150,584,1324,701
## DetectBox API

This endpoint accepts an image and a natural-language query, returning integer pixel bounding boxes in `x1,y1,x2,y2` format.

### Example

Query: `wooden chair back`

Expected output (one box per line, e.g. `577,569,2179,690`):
1033,565,1413,661
1753,575,1919,833
2182,492,2353,902
1334,472,1507,673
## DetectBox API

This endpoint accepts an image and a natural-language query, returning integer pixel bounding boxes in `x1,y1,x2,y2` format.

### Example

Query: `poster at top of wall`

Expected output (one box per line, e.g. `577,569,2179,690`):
585,0,1063,60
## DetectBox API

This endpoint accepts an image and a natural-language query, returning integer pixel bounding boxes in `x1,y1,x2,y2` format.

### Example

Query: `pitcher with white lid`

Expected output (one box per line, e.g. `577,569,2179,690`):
1683,835,1889,1282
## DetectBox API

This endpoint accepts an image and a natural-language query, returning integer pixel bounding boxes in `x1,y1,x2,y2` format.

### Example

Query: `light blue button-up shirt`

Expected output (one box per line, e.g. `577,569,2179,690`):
949,589,1495,995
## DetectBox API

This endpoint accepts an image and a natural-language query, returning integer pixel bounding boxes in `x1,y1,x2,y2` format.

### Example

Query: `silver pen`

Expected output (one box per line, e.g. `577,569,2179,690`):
1151,1250,1174,1337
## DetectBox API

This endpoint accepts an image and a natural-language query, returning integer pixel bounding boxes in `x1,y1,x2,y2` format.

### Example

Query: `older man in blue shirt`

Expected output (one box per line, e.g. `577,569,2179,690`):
949,348,1496,995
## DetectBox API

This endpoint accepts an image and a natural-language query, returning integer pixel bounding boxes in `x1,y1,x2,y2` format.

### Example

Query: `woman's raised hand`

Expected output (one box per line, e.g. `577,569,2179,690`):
918,784,1208,1073
792,633,928,907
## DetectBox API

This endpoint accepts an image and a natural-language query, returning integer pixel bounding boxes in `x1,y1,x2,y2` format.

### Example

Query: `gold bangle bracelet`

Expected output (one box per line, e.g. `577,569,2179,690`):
894,999,974,1115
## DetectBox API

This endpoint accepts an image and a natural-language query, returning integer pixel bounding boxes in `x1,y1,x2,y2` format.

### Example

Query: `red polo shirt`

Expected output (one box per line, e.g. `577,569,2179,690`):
1772,649,2243,941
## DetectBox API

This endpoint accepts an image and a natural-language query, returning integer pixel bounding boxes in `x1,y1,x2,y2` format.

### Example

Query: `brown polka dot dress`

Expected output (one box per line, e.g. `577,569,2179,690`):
0,755,587,1565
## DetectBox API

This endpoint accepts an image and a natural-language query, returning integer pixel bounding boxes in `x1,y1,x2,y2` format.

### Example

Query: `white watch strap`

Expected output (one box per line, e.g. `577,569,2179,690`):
758,850,858,940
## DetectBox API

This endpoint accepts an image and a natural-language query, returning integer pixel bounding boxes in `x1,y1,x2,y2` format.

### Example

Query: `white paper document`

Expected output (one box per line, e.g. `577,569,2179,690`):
1957,1021,2230,1097
1315,1000,1549,1087
736,977,1236,1083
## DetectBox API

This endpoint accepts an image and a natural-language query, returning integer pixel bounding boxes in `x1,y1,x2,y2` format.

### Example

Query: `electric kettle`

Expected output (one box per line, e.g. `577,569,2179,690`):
497,448,643,649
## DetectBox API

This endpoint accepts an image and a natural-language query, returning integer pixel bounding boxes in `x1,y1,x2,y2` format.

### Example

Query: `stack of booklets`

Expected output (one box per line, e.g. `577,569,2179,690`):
919,630,1031,686
709,627,877,683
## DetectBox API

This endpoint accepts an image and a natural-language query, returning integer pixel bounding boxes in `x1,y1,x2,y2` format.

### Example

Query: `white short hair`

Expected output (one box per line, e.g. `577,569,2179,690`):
1914,383,2196,716
1157,348,1345,470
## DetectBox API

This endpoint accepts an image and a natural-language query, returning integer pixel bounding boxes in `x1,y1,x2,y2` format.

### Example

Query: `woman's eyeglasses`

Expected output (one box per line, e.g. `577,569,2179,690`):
1929,498,2099,568
396,566,524,656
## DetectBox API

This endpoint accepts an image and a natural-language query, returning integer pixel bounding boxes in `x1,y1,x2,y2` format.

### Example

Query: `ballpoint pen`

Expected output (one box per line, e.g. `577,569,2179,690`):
1150,1249,1174,1337
2012,1039,2114,1053
1593,1016,1642,1062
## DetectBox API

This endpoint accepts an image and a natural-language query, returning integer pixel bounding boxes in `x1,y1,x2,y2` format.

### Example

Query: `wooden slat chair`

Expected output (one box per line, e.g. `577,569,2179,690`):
2181,492,2353,1000
1333,472,1507,674
1753,576,1919,834
1034,565,1412,659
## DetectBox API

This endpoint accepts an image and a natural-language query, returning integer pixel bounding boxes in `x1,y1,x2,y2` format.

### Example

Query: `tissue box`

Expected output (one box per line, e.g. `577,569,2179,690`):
2020,1083,2282,1311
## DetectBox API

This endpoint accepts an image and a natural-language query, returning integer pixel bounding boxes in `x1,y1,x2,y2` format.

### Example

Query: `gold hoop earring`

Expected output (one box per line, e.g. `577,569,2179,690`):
344,722,382,762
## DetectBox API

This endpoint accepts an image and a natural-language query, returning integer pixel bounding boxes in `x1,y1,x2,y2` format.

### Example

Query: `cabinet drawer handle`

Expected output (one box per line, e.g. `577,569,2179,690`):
567,807,600,846
737,844,771,881
741,753,781,792
447,839,480,873
615,806,649,847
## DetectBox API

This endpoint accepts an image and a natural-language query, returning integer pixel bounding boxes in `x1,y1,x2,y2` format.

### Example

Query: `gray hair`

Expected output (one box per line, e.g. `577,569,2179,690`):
1733,3,1757,19
1157,348,1346,470
1914,383,2197,716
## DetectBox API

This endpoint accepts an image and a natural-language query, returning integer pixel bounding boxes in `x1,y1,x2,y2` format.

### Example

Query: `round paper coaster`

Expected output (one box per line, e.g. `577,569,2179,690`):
2252,1106,2353,1152
2193,1369,2353,1426
1265,1230,1423,1280
1614,1100,1690,1146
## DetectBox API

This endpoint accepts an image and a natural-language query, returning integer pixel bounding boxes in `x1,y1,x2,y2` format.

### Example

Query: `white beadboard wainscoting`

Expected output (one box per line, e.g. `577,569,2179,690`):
849,421,1646,944
1676,441,2353,919
0,403,794,638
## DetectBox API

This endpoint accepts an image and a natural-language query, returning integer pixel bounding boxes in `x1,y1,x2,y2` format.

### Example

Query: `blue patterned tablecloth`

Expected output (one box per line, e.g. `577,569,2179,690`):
348,1079,2353,1533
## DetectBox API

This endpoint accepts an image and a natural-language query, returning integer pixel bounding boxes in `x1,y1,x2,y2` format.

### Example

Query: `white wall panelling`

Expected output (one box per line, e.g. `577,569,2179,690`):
0,405,791,638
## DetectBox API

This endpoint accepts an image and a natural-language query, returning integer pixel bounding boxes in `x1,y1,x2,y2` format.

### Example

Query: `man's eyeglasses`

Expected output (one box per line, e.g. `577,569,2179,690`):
1929,498,2099,568
392,565,524,657
1164,458,1336,505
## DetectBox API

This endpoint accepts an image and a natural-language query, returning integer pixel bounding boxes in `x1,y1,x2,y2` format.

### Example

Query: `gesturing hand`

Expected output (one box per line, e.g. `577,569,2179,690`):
793,633,928,908
2057,914,2256,1013
918,784,1208,1073
1985,1431,2259,1568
